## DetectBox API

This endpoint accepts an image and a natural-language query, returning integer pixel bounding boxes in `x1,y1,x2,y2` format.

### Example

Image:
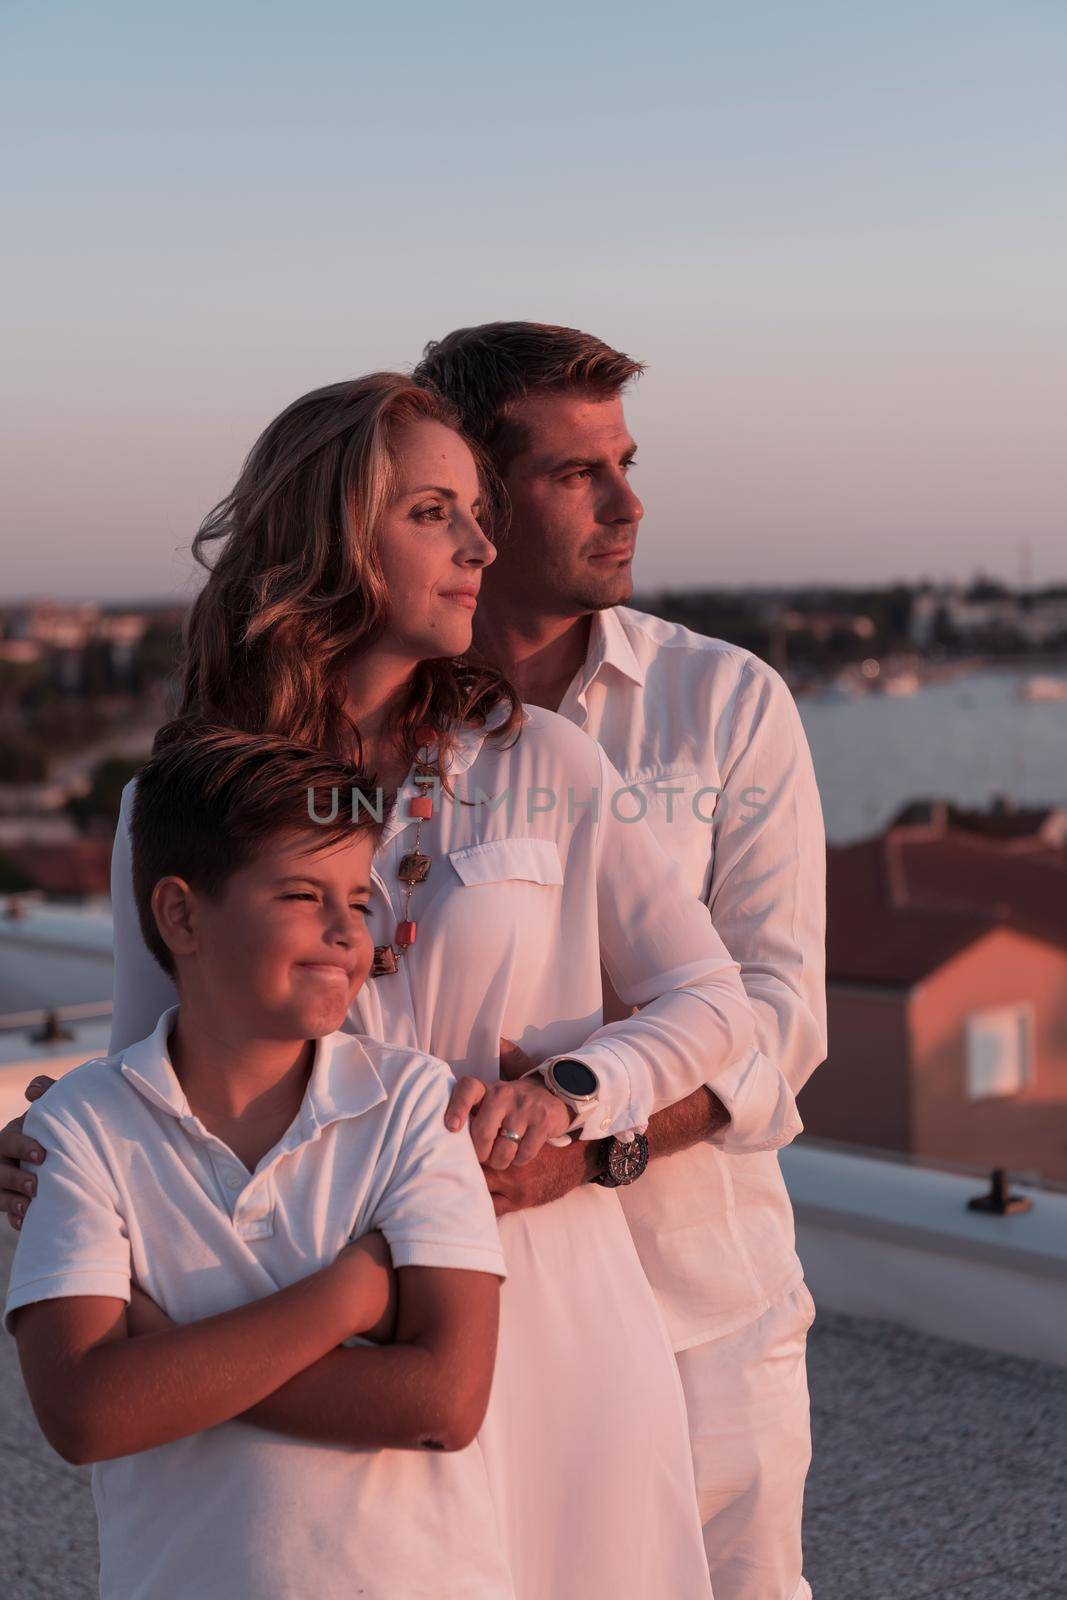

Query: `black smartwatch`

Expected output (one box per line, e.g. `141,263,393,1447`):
591,1131,650,1188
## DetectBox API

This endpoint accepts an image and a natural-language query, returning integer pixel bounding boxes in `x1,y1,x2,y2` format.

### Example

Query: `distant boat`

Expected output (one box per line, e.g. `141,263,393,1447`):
1018,675,1067,703
819,672,868,700
881,671,921,697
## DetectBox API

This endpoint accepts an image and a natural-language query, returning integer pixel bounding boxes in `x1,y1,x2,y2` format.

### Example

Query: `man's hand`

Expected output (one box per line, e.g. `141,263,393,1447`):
495,1037,538,1083
484,1139,600,1215
0,1075,55,1229
444,1037,572,1170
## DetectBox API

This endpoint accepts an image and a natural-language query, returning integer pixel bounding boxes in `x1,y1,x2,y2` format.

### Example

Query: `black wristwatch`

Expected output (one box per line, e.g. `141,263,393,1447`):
591,1131,650,1188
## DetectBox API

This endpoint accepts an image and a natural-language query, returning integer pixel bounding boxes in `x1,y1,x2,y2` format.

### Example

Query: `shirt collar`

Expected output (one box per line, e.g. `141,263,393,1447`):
578,606,647,694
119,1005,388,1132
378,697,515,847
442,696,515,777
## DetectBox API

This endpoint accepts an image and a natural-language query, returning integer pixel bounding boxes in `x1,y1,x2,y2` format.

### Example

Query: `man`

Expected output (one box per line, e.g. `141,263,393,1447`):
415,323,827,1600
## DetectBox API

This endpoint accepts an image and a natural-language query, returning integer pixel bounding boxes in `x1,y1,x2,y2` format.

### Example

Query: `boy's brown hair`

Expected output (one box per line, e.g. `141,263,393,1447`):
413,321,644,473
130,726,386,976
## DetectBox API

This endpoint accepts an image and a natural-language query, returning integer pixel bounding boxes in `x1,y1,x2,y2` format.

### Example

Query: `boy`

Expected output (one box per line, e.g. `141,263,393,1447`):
4,727,512,1600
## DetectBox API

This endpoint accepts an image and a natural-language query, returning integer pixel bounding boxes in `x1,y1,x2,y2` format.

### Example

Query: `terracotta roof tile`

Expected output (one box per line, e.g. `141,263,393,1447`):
828,821,1067,986
6,841,112,899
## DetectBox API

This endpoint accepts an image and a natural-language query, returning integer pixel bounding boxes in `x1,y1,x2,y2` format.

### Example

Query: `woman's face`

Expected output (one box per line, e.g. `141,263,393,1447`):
375,418,496,662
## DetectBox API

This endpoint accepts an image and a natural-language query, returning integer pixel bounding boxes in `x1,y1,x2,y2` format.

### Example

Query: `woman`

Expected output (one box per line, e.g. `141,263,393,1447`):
3,376,752,1597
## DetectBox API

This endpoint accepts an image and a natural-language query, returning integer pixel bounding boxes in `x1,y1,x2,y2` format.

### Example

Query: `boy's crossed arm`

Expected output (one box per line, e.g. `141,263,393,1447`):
238,1264,500,1451
15,1244,499,1463
122,1257,501,1453
12,1233,386,1464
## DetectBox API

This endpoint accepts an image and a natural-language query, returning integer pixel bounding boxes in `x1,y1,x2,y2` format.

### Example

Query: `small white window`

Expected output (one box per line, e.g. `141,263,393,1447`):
965,1005,1034,1100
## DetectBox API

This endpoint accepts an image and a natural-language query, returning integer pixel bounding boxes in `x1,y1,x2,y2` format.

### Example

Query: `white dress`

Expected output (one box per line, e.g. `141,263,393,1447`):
110,702,755,1599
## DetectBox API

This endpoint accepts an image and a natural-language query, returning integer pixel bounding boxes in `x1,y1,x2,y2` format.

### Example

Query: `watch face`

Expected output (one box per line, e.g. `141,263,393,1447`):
607,1135,649,1186
553,1058,599,1099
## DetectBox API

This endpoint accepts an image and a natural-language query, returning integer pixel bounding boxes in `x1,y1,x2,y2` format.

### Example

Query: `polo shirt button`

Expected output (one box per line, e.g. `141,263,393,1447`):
225,1173,242,1189
601,1118,612,1131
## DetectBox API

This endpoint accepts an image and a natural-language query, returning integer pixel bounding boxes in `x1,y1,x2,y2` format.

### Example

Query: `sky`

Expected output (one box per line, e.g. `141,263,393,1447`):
2,0,1065,601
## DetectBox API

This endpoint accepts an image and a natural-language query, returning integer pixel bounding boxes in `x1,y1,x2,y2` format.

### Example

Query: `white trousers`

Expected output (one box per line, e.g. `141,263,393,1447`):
675,1282,816,1600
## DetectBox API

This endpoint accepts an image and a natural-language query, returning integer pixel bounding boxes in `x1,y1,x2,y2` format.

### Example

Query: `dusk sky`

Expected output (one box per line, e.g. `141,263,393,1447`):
3,0,1065,601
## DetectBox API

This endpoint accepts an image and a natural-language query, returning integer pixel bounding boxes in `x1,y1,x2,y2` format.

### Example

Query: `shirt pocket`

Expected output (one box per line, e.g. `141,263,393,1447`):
447,836,564,887
621,764,702,812
616,767,716,897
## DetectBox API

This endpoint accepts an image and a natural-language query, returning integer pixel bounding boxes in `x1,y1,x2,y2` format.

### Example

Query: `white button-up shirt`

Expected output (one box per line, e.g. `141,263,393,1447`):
349,703,757,1142
6,1011,513,1600
556,605,827,1348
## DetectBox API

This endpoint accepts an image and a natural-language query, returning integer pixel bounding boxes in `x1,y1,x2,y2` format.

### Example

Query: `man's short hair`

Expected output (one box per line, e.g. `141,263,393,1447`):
130,726,385,976
413,321,644,472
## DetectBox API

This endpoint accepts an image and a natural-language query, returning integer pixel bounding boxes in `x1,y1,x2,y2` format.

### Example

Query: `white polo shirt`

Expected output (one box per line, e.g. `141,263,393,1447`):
558,605,828,1348
5,1007,512,1600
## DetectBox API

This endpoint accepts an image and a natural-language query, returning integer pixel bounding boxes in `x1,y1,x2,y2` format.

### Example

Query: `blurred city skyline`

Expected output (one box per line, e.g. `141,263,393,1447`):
4,0,1066,601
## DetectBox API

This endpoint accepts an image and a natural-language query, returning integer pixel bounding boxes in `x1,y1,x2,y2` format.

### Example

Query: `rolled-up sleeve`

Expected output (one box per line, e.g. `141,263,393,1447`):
542,743,756,1141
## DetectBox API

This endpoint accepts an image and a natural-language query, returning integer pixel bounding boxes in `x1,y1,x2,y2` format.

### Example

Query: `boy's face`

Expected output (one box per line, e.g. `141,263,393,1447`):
161,828,378,1041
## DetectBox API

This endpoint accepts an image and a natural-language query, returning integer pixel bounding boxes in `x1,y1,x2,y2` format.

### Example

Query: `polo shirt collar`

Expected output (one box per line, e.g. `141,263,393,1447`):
303,1028,388,1131
119,1005,388,1133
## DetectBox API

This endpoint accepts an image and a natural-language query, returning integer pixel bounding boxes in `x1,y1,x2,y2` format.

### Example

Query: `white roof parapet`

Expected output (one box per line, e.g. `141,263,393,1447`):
782,1140,1067,1368
0,1017,114,1119
0,901,114,957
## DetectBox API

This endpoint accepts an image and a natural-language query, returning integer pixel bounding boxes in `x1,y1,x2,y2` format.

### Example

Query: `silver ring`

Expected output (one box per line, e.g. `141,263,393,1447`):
498,1127,522,1143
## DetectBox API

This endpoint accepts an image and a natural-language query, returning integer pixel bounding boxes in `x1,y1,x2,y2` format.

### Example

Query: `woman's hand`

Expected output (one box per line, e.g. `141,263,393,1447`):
446,1038,573,1170
0,1076,54,1230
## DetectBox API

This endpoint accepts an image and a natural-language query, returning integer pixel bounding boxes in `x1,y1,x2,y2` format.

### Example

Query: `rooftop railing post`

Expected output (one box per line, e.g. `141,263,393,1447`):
967,1167,1033,1216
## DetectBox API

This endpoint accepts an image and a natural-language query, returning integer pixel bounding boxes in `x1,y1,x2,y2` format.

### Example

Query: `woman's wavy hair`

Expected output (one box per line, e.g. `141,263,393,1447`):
159,373,522,783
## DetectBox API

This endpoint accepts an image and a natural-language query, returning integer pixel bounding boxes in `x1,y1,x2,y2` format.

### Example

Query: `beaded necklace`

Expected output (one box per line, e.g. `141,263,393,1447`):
370,722,438,978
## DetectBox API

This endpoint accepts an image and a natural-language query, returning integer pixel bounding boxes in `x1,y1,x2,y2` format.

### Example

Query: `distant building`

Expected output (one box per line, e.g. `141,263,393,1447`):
4,839,112,898
1,600,152,693
7,600,103,651
910,584,1067,651
802,798,1067,1182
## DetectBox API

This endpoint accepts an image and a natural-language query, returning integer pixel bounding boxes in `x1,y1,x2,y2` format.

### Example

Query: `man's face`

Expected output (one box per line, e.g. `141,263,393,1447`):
489,392,644,616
